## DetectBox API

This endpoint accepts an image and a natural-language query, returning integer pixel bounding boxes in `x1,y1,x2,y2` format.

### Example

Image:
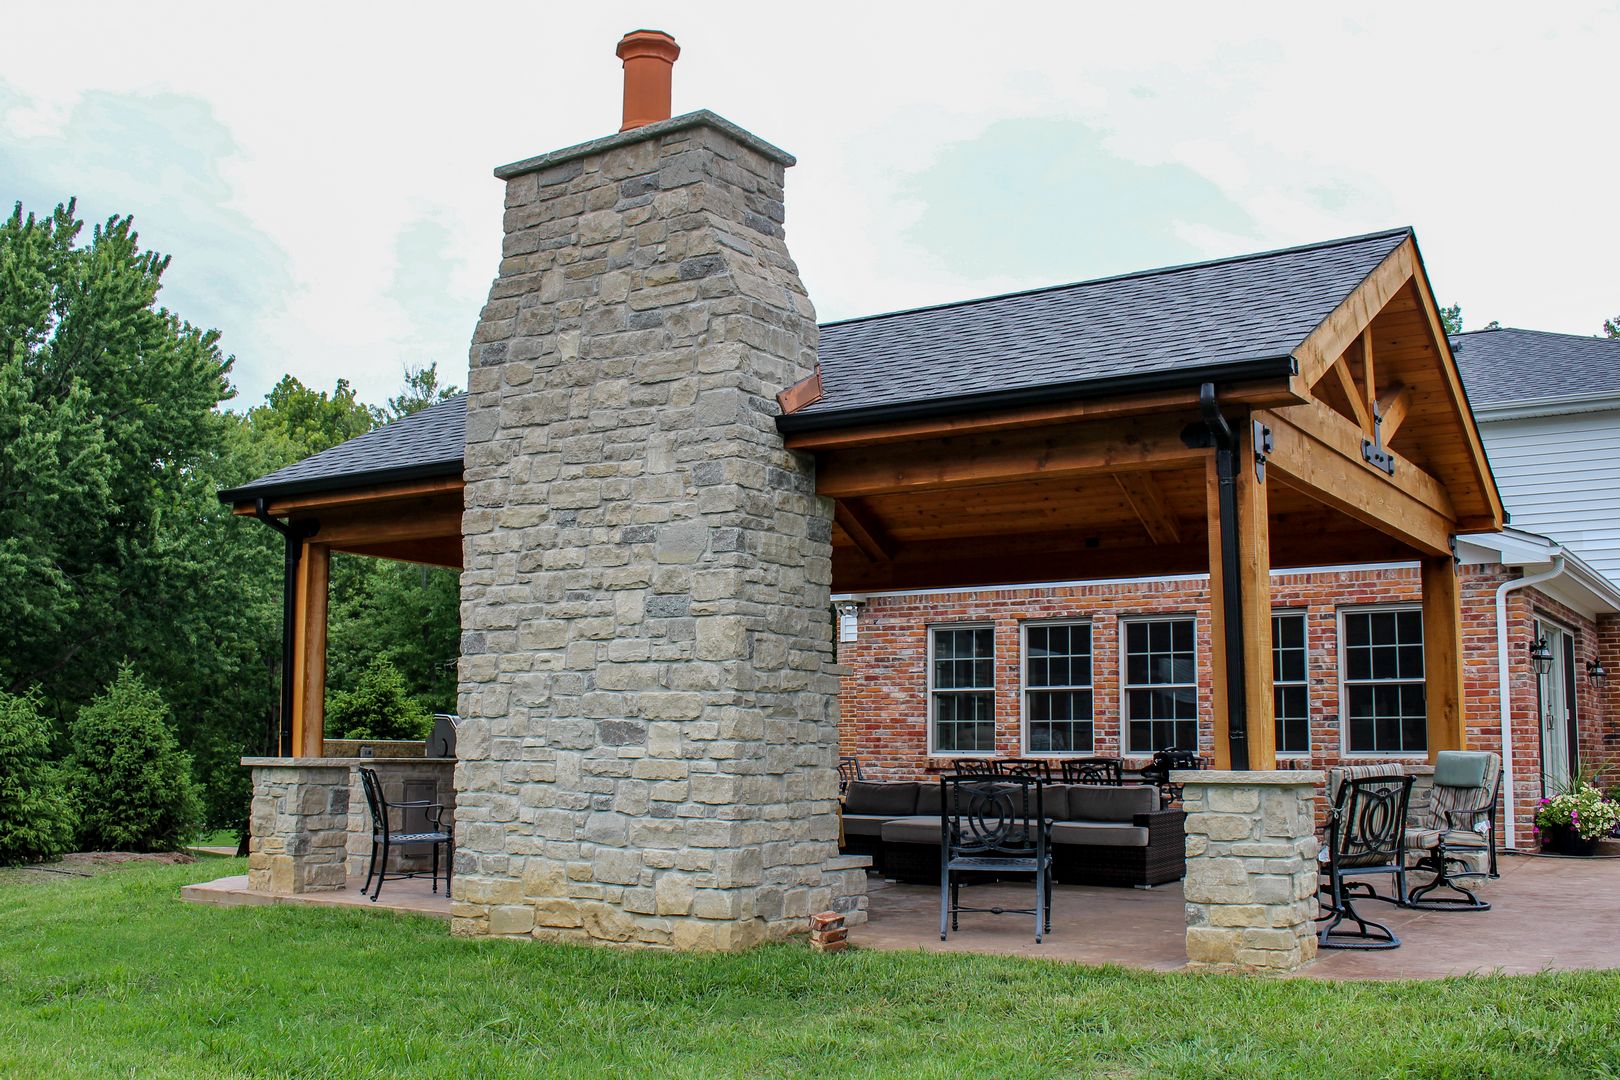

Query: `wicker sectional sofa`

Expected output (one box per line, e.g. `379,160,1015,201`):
840,780,1186,888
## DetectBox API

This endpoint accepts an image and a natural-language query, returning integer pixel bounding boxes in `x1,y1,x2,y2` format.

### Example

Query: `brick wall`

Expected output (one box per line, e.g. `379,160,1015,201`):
836,563,1607,847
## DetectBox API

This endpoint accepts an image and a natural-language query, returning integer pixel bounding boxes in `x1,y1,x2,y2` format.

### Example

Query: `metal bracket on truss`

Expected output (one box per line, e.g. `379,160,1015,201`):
1252,420,1273,484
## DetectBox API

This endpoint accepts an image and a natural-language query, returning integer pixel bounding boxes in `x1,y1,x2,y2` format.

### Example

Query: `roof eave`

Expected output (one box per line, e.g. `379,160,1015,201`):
218,459,465,509
775,355,1298,435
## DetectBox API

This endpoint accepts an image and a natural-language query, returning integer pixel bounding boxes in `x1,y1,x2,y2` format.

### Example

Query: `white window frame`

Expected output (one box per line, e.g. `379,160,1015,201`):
1020,619,1095,757
927,622,996,758
1272,609,1311,758
1337,603,1428,759
1119,614,1199,755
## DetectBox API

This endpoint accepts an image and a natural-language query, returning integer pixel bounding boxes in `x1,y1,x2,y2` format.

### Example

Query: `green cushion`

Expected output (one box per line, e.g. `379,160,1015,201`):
1434,751,1492,790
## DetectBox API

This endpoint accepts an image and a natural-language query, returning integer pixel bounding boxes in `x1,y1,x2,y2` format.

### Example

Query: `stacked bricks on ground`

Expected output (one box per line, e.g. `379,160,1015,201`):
248,764,350,895
1180,771,1322,973
809,911,848,953
454,111,860,949
837,562,1609,848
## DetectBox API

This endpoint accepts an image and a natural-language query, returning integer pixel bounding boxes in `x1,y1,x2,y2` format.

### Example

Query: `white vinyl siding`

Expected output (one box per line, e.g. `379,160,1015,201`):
1480,408,1620,586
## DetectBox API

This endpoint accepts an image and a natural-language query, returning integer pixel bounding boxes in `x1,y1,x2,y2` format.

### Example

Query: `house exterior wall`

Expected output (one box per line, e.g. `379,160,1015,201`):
836,564,1611,848
1479,407,1620,587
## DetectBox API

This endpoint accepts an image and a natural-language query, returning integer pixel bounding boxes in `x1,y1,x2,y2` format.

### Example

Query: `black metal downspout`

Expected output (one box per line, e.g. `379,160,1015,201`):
253,498,317,757
1199,384,1251,771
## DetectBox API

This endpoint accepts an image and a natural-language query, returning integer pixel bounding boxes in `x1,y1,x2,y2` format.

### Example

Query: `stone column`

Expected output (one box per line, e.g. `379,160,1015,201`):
454,111,853,949
246,762,350,895
1180,770,1322,972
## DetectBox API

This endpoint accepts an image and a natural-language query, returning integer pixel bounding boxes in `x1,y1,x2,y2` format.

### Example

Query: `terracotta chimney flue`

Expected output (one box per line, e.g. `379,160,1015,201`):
616,29,680,132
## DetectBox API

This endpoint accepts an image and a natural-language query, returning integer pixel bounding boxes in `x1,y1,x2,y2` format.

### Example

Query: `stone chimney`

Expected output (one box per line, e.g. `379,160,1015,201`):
453,33,861,949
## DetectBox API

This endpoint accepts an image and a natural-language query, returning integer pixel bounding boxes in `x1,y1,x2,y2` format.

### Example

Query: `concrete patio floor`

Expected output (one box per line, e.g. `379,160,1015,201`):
851,853,1620,979
182,854,1618,978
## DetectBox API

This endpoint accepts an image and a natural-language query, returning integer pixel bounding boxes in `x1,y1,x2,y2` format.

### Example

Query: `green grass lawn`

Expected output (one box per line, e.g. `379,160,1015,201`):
190,829,240,849
1,860,1617,1079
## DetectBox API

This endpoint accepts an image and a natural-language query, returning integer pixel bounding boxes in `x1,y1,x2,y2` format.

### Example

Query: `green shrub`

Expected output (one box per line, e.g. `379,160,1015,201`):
0,689,77,865
327,657,432,741
66,665,204,852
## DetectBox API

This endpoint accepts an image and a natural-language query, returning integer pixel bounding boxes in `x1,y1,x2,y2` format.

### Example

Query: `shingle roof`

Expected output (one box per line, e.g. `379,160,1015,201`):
1452,328,1620,408
223,228,1419,502
218,393,468,504
784,227,1413,430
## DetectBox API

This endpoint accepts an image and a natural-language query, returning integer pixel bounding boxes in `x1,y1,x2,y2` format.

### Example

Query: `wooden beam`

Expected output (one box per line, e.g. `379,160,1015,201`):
814,415,1205,499
1328,351,1373,434
1237,422,1277,771
290,542,330,759
1272,398,1455,519
1356,330,1377,433
1260,409,1454,556
1115,472,1182,545
1377,384,1412,442
1296,238,1414,389
783,380,1305,452
832,534,1210,593
335,537,464,570
833,499,894,563
233,475,463,517
309,508,464,547
1205,457,1231,769
1421,554,1466,759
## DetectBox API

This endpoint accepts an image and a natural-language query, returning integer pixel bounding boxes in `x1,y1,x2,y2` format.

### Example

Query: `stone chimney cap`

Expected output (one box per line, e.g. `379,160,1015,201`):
493,110,796,181
617,29,681,132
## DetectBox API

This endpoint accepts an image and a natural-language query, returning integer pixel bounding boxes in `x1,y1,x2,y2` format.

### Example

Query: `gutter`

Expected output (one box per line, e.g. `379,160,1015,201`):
254,498,318,757
775,355,1297,435
1199,382,1251,770
1494,555,1566,849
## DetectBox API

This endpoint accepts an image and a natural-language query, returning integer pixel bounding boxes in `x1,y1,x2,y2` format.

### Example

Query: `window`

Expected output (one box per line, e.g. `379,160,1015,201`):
1341,607,1426,755
1123,617,1197,753
930,625,995,754
1024,623,1093,754
1273,612,1309,755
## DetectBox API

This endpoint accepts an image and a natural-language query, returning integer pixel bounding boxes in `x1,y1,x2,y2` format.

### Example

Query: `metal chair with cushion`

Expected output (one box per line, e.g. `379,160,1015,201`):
1404,750,1501,911
358,766,454,902
1318,772,1414,950
940,775,1053,944
1060,757,1124,785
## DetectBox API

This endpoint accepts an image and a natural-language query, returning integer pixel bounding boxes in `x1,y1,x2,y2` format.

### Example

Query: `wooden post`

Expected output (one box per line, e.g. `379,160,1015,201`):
290,541,331,759
1203,420,1277,771
1238,422,1276,770
1422,552,1466,759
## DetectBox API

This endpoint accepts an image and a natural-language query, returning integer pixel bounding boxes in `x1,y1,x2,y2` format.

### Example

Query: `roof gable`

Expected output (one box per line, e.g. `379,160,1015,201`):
1454,328,1620,409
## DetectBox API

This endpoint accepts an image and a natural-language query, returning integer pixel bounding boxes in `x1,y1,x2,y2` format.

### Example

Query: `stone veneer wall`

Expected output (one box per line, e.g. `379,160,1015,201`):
248,764,350,895
453,112,852,949
1181,771,1322,972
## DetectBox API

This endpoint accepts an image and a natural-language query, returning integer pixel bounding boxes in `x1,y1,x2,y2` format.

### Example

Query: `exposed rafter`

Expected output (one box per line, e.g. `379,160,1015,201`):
834,499,895,564
1115,472,1182,545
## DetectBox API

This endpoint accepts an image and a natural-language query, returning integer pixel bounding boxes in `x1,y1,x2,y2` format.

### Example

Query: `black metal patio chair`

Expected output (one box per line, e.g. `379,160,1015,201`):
358,766,454,902
1138,747,1202,804
951,758,999,776
939,775,1053,944
1404,751,1501,911
1059,757,1124,785
837,756,863,795
1318,772,1414,950
996,758,1054,781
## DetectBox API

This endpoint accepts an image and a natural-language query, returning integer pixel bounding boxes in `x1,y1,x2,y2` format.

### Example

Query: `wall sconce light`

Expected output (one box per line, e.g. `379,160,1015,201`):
1587,659,1607,689
1528,635,1554,677
834,600,865,644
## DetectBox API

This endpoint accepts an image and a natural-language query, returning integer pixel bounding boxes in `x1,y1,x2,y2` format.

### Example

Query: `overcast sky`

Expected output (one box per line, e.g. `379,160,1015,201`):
5,2,1617,408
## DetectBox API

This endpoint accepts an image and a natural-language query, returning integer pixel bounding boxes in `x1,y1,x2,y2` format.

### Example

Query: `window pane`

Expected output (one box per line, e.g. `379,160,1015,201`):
1026,624,1090,690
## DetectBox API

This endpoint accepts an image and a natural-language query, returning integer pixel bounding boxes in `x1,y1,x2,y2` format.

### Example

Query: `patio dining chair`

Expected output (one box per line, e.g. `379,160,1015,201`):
358,767,454,902
951,759,999,776
1139,748,1202,804
940,775,1053,944
1060,757,1124,785
1318,773,1414,950
996,759,1054,781
1404,750,1501,911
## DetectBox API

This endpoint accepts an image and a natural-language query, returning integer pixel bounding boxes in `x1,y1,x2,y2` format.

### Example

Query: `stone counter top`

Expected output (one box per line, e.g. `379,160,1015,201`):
242,757,456,767
1172,769,1325,784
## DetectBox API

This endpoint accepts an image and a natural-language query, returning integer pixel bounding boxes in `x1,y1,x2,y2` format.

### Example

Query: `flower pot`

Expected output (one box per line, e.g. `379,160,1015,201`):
1543,825,1601,857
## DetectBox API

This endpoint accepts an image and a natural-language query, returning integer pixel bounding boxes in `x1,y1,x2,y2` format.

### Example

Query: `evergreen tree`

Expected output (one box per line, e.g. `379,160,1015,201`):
67,665,204,852
0,689,76,865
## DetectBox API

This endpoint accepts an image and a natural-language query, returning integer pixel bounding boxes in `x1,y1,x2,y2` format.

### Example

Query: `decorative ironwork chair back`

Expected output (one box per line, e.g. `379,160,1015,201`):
359,766,390,840
951,758,999,776
837,756,863,795
1147,748,1202,775
996,759,1053,781
942,776,1045,858
1329,774,1413,869
1060,757,1123,785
